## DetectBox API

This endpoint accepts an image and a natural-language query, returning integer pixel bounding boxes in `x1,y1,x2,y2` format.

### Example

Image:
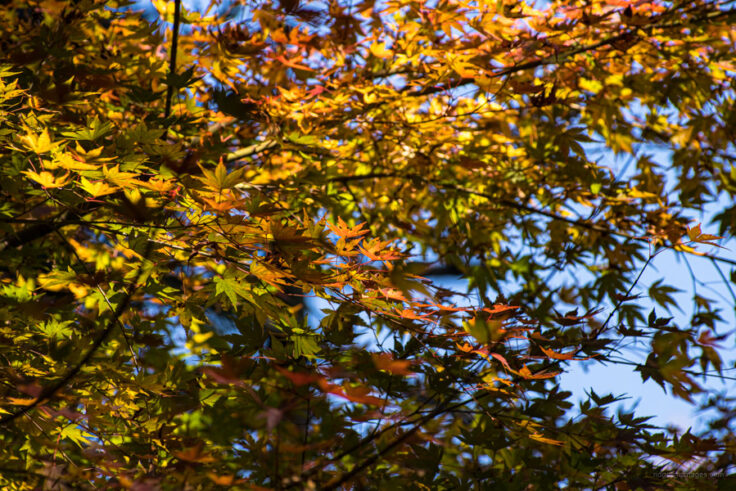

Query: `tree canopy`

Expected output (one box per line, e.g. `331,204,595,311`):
1,0,735,488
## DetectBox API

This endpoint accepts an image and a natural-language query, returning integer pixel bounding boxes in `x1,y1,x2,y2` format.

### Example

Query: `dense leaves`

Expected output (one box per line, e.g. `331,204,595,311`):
0,0,735,489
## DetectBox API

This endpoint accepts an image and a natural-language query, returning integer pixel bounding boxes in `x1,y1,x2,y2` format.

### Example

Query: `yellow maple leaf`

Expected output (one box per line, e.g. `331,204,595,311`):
529,432,564,446
52,151,99,171
151,0,177,22
79,176,117,197
250,261,291,287
21,128,60,154
22,170,70,188
369,42,392,59
628,188,657,199
103,165,139,188
140,177,176,193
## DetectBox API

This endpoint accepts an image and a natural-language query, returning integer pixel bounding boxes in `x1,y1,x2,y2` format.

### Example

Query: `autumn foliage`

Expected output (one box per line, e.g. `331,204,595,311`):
1,0,735,489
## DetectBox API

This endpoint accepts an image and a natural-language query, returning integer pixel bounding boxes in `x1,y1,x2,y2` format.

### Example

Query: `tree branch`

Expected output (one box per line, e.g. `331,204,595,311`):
226,139,279,162
163,0,182,119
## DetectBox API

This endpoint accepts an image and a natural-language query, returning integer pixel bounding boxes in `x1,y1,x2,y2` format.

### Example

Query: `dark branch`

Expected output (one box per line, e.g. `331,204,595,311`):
163,0,182,119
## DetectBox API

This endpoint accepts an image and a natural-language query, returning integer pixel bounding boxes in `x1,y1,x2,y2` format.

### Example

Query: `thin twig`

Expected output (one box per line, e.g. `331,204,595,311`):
600,255,653,336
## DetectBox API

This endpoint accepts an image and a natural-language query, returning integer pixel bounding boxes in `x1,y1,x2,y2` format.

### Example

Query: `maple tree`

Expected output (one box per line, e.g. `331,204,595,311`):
1,0,736,488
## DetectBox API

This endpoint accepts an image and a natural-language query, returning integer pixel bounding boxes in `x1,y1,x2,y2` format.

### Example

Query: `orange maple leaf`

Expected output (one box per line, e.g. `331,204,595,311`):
540,346,591,361
174,442,217,463
517,365,561,380
326,217,369,238
318,380,384,406
372,353,414,376
359,238,402,261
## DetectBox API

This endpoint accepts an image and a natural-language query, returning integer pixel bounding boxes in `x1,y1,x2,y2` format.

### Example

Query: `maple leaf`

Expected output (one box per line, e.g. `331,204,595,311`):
51,151,99,171
372,353,414,376
686,223,724,247
396,308,433,321
318,380,385,406
275,366,324,386
213,274,250,308
273,54,315,72
139,177,176,193
22,170,70,188
103,165,140,188
174,443,217,463
369,42,392,59
79,176,117,197
326,217,369,238
539,346,591,361
20,128,61,154
529,432,564,446
249,261,292,287
207,473,239,486
517,365,561,380
359,238,402,261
